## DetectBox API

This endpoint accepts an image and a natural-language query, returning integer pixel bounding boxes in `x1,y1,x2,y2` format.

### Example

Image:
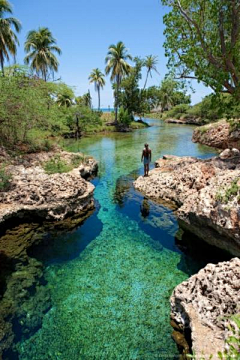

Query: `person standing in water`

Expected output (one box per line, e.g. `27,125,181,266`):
141,143,151,177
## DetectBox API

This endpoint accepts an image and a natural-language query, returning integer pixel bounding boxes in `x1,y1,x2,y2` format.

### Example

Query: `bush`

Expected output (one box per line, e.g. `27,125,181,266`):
43,155,72,174
0,165,11,191
118,107,131,126
162,104,190,119
216,178,240,204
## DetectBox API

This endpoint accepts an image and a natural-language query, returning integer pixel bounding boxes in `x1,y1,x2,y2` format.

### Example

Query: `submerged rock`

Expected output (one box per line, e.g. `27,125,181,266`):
134,154,240,256
170,258,240,359
192,120,240,150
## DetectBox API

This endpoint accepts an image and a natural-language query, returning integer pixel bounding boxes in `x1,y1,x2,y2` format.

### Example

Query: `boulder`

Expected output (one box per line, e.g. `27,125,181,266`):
192,120,240,150
0,151,98,227
134,154,240,256
170,258,240,359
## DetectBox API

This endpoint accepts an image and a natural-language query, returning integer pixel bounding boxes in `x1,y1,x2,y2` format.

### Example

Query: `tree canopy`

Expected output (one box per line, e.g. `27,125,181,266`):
162,0,240,98
0,0,21,75
24,27,61,81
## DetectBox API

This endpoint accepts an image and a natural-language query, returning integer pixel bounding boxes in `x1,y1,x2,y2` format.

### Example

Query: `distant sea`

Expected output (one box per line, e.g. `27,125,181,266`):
93,108,114,113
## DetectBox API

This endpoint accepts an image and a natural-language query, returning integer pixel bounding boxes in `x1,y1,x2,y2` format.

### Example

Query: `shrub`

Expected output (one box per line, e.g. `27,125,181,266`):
43,155,72,174
216,178,240,204
0,165,11,191
118,107,131,126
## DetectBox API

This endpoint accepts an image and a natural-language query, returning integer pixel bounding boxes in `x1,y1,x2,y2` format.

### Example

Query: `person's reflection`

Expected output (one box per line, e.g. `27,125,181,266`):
140,198,150,218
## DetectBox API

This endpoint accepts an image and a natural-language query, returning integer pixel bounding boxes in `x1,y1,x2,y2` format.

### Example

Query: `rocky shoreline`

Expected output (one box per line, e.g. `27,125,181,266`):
171,257,240,359
134,152,240,256
192,120,240,150
134,151,240,357
0,150,98,227
0,149,98,357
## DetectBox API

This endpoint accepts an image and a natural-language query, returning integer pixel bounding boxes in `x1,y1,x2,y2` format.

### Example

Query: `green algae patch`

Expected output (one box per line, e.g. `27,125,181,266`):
17,209,186,360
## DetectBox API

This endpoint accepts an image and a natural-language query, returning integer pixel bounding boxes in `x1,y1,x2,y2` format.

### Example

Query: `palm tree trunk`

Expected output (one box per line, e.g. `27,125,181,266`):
0,56,5,77
98,86,100,111
143,70,149,90
115,75,120,123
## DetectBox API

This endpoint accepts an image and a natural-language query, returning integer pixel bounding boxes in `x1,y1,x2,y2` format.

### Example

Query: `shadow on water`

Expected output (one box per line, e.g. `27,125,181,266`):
27,200,103,266
113,170,232,275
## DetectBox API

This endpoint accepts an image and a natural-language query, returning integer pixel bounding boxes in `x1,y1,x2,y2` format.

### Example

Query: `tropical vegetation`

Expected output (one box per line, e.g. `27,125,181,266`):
105,41,132,122
24,27,61,81
143,55,159,89
88,68,105,110
0,0,21,75
162,0,240,100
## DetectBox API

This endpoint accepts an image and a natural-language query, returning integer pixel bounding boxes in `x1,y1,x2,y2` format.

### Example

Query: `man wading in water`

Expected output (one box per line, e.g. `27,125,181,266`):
141,143,151,177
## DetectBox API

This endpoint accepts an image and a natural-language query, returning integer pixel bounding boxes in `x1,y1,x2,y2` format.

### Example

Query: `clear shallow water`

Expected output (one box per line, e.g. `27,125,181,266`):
17,120,218,359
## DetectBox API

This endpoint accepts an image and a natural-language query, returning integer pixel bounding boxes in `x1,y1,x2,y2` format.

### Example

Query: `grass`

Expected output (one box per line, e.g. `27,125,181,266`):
216,178,240,204
43,155,72,175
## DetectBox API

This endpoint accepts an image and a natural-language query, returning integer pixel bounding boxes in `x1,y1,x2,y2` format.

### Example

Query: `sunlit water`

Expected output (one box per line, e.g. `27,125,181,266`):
16,119,218,359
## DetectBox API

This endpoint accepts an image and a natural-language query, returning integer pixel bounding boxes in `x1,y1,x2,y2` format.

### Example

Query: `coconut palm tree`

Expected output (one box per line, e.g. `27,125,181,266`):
24,27,61,81
0,0,21,76
88,68,105,110
105,41,132,122
143,55,159,89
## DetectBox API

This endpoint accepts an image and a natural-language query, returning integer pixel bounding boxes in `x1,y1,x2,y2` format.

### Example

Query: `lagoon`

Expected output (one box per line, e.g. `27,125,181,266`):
8,119,221,359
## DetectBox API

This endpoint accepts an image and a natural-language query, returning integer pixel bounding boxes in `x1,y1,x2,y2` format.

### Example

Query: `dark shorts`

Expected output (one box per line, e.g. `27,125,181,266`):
144,157,150,165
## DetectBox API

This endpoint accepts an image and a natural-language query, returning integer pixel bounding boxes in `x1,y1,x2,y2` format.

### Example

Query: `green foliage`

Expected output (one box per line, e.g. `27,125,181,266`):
0,164,11,191
118,107,131,126
187,315,240,360
0,0,21,75
43,155,72,174
162,0,240,98
65,105,101,133
218,315,240,360
88,68,105,110
71,154,84,168
105,41,132,121
24,27,61,81
146,78,191,112
162,104,191,120
118,57,147,118
216,178,240,204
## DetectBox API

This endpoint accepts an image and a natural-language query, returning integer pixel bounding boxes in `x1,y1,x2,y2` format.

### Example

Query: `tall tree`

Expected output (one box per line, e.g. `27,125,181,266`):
88,68,105,110
105,41,132,122
143,55,159,89
24,27,61,81
0,0,21,76
162,0,240,99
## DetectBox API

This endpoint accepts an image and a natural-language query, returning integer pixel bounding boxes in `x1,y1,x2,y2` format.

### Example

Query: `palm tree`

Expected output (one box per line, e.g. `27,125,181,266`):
105,41,132,122
88,68,105,110
143,55,159,89
56,93,73,107
0,0,21,76
24,27,61,81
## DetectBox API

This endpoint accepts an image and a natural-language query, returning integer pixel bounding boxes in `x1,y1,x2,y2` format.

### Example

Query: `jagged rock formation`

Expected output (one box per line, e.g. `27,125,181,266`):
0,151,98,226
192,120,240,150
0,149,98,357
134,153,240,256
170,258,240,359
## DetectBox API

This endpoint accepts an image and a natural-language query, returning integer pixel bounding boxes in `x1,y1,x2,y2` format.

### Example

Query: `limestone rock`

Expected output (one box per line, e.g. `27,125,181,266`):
0,150,98,226
134,154,240,255
170,258,240,359
192,120,240,150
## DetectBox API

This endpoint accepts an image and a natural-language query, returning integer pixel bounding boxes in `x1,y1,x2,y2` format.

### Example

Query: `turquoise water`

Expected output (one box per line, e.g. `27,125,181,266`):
16,120,218,359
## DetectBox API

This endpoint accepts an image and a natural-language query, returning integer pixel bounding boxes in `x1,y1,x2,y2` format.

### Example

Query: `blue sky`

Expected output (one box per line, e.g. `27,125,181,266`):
11,0,212,107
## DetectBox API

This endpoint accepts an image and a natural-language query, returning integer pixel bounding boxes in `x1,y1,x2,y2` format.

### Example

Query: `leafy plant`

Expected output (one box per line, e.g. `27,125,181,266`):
0,165,11,191
216,178,240,204
43,155,72,174
118,107,131,126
